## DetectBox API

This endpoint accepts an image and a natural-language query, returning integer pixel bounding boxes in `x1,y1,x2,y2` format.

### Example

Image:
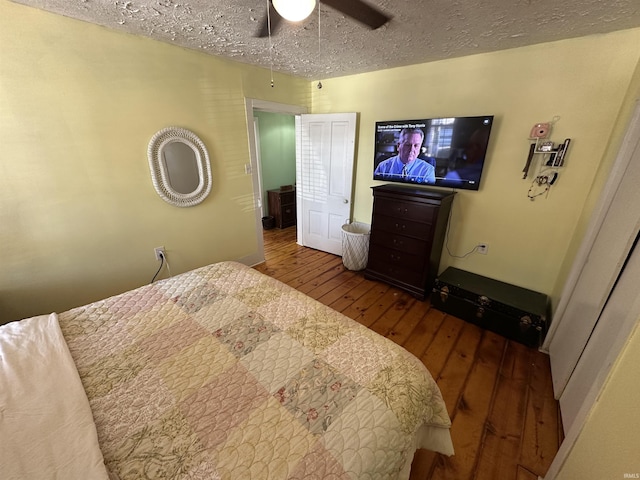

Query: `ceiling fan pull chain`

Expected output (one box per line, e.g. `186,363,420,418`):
267,0,274,87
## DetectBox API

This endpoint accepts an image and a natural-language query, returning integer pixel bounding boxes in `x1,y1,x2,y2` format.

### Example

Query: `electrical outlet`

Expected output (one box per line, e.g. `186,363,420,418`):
154,246,165,261
477,243,488,255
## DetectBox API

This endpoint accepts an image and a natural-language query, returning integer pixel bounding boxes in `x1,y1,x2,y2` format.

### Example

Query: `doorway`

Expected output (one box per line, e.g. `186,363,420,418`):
253,111,297,228
245,99,307,265
245,99,358,263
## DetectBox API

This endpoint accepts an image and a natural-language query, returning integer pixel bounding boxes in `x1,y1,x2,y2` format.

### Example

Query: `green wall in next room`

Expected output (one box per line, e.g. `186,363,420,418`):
253,111,296,214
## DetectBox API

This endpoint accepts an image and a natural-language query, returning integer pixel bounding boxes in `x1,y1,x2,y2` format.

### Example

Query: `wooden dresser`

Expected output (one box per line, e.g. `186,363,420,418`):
267,187,296,229
364,184,455,299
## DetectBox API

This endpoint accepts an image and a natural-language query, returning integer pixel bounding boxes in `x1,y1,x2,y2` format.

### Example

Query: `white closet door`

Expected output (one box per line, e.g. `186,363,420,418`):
547,101,640,428
559,234,640,432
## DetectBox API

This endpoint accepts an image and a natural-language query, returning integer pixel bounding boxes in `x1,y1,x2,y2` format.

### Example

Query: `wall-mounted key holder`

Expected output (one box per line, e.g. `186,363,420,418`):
522,120,571,200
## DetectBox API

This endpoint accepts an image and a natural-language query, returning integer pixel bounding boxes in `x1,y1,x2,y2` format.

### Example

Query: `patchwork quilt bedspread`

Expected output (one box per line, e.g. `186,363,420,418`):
57,261,453,479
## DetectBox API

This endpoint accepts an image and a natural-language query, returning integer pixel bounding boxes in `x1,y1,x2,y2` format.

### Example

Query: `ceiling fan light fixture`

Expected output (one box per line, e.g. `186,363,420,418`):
272,0,317,22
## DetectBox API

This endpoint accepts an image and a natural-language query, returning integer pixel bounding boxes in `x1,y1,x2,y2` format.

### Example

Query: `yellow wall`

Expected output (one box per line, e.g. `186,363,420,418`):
312,30,640,306
554,51,640,303
3,0,640,323
0,0,310,321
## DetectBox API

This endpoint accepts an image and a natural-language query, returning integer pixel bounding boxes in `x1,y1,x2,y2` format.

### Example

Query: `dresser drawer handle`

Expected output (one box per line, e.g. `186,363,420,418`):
394,223,406,230
392,239,404,247
439,286,449,303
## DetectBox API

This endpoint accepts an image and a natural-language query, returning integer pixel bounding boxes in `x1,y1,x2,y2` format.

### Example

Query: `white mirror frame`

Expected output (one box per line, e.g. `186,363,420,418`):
147,126,212,207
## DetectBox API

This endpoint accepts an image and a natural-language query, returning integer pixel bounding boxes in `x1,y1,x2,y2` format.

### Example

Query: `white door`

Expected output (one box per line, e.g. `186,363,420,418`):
558,233,640,433
546,100,640,427
296,113,357,256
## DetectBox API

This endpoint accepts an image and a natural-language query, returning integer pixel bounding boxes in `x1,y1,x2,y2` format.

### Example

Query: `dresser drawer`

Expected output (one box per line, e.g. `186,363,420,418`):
368,244,426,272
365,257,425,289
280,191,295,205
372,214,432,240
281,204,296,225
373,198,436,223
370,229,431,255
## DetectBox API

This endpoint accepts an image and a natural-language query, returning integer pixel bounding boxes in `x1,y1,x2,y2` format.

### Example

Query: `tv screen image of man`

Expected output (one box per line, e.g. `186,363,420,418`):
374,128,436,184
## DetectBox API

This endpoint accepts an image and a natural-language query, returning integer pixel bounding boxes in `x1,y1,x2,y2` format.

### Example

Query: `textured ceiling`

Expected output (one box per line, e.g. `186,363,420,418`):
11,0,640,79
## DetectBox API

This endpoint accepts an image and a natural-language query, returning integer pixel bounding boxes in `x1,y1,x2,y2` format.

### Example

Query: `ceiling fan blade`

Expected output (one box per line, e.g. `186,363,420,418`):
322,0,391,29
256,1,283,38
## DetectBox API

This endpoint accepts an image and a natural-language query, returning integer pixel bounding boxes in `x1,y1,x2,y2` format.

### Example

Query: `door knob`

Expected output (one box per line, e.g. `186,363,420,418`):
343,199,349,204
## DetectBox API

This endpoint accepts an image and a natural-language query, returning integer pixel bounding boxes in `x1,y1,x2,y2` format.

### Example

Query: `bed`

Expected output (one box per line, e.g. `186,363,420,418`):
0,261,453,479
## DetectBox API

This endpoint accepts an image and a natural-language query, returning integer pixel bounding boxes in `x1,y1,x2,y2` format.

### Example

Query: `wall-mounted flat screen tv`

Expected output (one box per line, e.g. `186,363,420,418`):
373,115,494,190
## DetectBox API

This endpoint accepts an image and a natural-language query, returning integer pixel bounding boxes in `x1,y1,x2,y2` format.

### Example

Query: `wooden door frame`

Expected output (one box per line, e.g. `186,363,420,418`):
244,99,308,266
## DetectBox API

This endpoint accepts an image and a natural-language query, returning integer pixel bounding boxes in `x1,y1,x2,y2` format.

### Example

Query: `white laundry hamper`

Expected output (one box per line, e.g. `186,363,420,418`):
341,222,371,271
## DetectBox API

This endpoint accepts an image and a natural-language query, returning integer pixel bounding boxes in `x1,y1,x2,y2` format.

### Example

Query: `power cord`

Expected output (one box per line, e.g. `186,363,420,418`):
150,251,172,283
150,254,164,283
444,195,485,259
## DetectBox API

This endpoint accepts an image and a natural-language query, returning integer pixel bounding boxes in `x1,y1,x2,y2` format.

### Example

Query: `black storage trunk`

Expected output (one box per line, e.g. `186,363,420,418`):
431,267,549,348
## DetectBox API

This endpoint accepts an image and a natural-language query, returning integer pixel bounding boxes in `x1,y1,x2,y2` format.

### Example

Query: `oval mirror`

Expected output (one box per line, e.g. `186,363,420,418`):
147,127,212,207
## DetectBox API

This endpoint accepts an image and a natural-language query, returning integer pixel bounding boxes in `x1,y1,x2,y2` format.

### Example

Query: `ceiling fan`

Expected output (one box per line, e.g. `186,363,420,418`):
256,0,391,38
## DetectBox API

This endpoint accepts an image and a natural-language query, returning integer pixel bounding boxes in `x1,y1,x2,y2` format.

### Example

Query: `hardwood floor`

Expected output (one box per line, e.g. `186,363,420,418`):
254,226,563,480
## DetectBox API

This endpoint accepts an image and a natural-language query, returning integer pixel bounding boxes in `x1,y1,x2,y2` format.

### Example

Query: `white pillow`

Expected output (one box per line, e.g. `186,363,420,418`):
0,313,109,480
